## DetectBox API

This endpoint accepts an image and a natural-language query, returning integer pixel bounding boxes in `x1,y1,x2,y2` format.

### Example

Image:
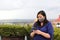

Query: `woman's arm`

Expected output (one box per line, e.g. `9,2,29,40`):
30,30,36,38
30,32,35,38
35,30,50,38
30,22,37,38
40,31,50,38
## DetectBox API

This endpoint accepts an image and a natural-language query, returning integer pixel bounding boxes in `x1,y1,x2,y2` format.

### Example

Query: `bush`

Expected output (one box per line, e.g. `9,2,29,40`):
0,24,30,37
0,24,60,40
54,26,60,40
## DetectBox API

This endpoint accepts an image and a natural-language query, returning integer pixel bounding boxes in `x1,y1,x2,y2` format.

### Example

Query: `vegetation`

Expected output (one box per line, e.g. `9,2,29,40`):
53,25,60,40
0,24,60,40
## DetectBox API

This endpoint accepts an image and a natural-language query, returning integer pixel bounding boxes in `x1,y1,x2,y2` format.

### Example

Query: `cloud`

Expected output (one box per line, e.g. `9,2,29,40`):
0,0,26,10
0,0,60,10
0,0,60,19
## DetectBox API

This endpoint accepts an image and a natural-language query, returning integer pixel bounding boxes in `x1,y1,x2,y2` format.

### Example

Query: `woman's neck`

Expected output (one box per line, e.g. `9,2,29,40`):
41,22,43,26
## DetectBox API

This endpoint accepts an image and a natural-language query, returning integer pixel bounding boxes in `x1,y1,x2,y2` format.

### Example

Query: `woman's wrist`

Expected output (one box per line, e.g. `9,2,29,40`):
32,32,35,35
30,32,35,37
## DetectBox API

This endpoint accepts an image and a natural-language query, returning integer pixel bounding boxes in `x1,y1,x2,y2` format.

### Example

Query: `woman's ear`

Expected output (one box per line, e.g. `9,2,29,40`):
34,18,38,22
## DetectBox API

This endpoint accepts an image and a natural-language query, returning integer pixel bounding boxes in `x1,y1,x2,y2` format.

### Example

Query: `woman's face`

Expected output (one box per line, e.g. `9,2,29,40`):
37,14,45,22
38,14,45,19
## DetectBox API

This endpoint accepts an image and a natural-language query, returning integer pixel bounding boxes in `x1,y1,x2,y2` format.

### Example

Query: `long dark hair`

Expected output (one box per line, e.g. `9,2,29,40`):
36,10,48,27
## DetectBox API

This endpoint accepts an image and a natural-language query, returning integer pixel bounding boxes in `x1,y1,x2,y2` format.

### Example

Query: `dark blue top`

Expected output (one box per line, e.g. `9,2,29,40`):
30,22,54,40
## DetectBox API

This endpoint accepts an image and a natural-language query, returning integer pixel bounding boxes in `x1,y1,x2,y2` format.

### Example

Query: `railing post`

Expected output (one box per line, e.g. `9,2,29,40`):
0,36,1,40
25,35,27,40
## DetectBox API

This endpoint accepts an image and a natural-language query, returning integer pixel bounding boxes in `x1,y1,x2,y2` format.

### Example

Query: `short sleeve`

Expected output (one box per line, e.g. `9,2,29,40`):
47,22,54,40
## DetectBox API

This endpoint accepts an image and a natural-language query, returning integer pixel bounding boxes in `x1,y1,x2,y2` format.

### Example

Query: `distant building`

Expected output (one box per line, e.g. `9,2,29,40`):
54,15,60,27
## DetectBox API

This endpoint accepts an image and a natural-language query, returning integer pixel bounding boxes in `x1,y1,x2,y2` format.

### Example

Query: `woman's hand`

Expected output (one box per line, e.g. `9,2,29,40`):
34,18,38,22
30,30,36,38
35,30,51,38
30,30,50,38
35,30,42,35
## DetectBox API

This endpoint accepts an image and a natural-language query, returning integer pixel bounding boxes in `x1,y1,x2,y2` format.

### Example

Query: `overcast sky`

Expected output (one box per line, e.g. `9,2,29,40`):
0,0,60,20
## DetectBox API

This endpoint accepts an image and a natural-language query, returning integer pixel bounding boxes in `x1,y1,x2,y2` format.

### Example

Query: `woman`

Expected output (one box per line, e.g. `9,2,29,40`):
30,10,54,40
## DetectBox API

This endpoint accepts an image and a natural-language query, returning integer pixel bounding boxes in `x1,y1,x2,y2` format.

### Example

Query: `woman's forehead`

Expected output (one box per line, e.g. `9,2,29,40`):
38,14,43,17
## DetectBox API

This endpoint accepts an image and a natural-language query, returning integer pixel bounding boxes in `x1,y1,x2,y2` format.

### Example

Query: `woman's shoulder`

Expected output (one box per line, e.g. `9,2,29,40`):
48,21,52,24
33,22,38,27
46,21,52,25
33,22,37,25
